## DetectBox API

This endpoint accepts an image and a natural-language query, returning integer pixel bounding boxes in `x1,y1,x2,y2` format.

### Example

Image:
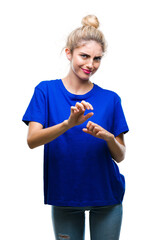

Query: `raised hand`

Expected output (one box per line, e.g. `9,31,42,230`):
82,121,114,142
67,100,94,128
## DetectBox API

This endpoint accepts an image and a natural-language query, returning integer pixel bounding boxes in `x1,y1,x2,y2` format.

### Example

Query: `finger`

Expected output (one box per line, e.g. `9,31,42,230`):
88,102,94,110
93,126,100,134
87,122,94,131
96,130,107,139
75,102,85,111
85,101,93,110
82,128,93,134
88,123,103,131
95,125,104,131
87,125,99,134
82,128,88,132
96,131,104,138
81,100,90,110
71,106,79,113
96,131,102,136
81,100,93,110
71,106,76,110
82,128,96,136
84,112,94,121
86,120,95,129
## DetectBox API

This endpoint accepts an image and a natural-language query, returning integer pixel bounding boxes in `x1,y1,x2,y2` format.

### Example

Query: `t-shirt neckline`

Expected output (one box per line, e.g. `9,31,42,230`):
58,78,97,100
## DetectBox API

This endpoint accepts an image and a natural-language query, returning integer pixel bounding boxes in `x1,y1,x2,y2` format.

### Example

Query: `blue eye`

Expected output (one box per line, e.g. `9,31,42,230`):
81,54,87,58
95,57,102,61
80,54,102,61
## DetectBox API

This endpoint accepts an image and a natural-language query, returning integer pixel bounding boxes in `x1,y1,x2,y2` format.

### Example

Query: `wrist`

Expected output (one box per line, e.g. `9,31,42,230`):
106,133,115,143
63,119,73,129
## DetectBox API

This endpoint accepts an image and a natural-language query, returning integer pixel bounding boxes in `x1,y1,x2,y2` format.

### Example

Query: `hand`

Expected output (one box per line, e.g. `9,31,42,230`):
67,100,94,128
82,121,114,142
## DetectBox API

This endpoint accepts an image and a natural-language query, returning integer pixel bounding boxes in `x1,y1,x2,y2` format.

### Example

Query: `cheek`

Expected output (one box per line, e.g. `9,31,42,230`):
71,58,84,70
70,62,78,74
75,55,84,65
94,62,101,70
91,63,101,75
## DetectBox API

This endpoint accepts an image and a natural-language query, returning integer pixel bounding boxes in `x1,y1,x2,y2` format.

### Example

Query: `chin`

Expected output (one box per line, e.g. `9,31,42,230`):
74,73,90,81
80,76,90,81
80,73,92,81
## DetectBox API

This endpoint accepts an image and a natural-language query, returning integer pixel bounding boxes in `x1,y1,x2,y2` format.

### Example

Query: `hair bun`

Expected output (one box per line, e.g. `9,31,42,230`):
81,15,100,29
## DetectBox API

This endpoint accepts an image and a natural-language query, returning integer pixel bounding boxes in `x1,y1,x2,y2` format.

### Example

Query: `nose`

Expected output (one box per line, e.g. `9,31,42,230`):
86,59,94,70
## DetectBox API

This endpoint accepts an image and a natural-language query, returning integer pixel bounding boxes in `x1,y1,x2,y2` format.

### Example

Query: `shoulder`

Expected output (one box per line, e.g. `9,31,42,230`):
35,79,59,93
95,84,121,103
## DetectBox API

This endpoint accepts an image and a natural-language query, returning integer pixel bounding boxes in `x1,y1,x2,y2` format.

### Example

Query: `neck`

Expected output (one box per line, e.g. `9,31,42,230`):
62,69,93,95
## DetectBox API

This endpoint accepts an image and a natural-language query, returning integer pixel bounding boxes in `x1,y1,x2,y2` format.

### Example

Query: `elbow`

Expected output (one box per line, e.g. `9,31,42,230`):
117,155,125,163
117,145,126,163
115,150,126,163
114,156,124,163
27,137,36,149
113,146,126,163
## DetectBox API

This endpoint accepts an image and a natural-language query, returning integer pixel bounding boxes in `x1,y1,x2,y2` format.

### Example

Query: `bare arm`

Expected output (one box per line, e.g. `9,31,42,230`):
27,100,94,149
27,120,70,149
106,133,126,163
82,121,126,163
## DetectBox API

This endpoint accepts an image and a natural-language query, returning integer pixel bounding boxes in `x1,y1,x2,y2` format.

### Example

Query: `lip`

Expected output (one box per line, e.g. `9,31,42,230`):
81,68,92,74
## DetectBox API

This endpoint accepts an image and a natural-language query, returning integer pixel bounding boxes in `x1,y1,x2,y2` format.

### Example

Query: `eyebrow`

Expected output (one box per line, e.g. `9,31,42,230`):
79,52,102,58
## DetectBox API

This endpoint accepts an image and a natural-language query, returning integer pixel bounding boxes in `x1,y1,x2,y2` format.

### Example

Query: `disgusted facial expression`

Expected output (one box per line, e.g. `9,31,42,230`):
65,40,103,81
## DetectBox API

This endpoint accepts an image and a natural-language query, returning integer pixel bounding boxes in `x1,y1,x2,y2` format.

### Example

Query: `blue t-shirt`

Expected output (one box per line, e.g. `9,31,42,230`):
22,79,129,207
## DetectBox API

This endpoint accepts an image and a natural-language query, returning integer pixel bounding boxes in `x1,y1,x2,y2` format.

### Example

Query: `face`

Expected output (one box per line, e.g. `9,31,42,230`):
65,40,103,81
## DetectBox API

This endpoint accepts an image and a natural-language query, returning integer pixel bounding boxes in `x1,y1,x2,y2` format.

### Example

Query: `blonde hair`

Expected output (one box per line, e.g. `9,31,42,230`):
63,15,107,56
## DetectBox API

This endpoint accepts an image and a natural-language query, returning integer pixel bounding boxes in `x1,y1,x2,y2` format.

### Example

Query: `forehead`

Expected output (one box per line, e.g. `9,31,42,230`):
76,40,103,55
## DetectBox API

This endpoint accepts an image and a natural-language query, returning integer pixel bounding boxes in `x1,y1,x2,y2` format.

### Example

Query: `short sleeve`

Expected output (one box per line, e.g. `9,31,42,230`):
112,95,129,137
22,86,46,127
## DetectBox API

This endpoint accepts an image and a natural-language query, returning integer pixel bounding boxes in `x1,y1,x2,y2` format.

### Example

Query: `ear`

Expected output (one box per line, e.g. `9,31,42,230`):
65,48,72,61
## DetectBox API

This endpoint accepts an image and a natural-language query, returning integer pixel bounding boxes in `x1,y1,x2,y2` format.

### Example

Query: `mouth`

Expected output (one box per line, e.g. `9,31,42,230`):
81,68,92,74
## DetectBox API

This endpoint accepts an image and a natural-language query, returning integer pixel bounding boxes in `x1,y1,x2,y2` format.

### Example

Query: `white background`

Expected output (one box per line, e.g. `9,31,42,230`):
0,0,151,239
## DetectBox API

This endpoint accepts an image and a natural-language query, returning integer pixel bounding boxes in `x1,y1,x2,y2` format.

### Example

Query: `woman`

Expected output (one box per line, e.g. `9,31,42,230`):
22,15,129,240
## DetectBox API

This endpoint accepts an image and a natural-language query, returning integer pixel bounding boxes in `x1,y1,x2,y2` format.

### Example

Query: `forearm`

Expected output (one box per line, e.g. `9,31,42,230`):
28,120,71,149
106,135,126,163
